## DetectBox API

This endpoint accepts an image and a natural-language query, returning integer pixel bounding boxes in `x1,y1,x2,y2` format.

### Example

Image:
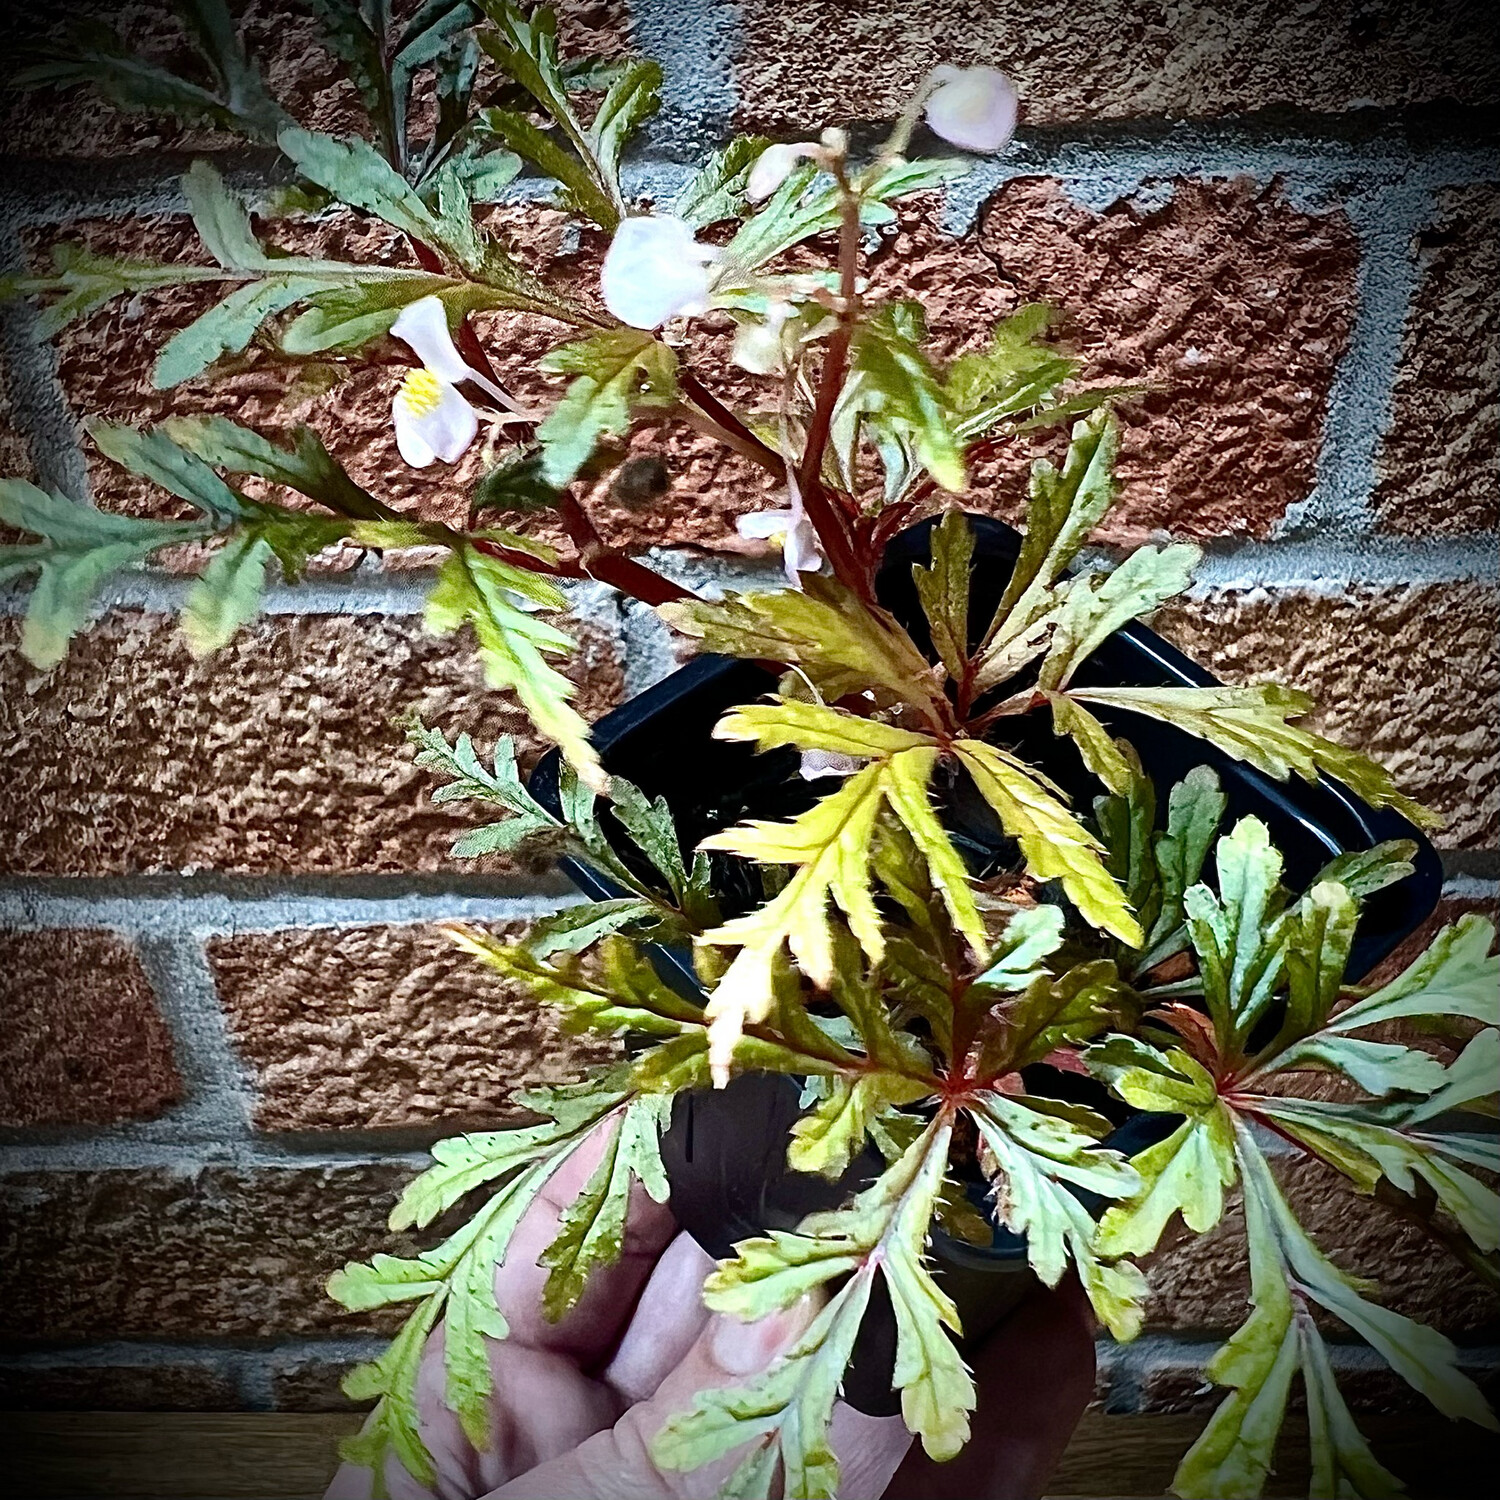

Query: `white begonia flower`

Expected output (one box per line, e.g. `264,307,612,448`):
747,141,819,203
389,296,517,468
736,505,826,584
924,65,1019,154
601,215,718,329
799,748,866,781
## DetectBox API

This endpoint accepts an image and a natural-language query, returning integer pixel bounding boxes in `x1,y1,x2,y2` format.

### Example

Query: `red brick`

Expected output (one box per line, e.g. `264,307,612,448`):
0,1,630,161
1154,585,1500,849
737,0,1500,132
1374,185,1500,536
0,929,181,1127
0,1164,418,1343
963,177,1357,540
207,923,620,1132
0,610,623,877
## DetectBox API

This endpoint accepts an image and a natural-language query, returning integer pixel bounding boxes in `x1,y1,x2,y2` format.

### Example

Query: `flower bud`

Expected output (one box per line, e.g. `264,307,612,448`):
924,65,1018,154
747,141,818,204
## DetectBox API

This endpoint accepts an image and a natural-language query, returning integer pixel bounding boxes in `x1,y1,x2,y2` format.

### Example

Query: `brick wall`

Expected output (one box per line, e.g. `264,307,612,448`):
0,0,1496,1439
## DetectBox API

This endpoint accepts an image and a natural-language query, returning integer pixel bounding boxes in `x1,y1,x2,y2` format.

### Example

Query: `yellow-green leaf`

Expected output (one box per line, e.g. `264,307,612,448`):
951,737,1143,946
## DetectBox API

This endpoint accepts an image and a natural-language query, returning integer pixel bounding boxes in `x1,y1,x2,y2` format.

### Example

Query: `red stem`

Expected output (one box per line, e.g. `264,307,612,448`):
554,493,692,606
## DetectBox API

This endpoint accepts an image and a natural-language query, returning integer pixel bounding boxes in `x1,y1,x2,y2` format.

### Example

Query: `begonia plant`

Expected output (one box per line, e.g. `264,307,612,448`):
3,5,1496,1498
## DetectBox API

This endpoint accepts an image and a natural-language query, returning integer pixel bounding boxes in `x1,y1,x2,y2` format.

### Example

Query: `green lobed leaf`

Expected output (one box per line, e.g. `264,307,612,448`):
786,1072,930,1179
661,577,942,712
1183,816,1290,1046
1071,683,1441,831
676,135,775,228
951,737,1144,947
973,408,1120,683
539,1094,671,1320
912,508,974,682
1038,544,1200,691
1091,1044,1236,1259
589,58,661,195
0,480,211,669
424,543,604,792
160,414,387,520
537,328,678,485
970,1092,1145,1339
1139,765,1228,970
849,303,966,493
1325,914,1498,1034
86,420,249,523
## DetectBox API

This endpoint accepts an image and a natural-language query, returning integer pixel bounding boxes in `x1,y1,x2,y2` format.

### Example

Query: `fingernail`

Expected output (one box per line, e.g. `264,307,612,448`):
710,1295,815,1375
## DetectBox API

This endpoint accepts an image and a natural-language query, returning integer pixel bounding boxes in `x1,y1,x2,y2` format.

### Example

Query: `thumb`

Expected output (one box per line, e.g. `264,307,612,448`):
488,1295,910,1499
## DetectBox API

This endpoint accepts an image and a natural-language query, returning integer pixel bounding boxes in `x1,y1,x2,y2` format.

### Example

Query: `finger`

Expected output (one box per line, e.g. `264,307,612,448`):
825,1402,915,1500
602,1231,717,1405
494,1116,679,1365
325,1120,682,1500
883,1275,1096,1500
485,1296,823,1500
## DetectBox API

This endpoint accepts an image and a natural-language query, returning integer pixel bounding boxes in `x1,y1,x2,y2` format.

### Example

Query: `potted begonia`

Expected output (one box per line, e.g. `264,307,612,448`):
3,5,1495,1497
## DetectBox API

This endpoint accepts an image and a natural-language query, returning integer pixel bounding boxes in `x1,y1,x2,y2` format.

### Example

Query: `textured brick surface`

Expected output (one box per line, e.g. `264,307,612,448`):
737,0,1500,131
0,611,623,876
1154,585,1500,848
1143,1152,1500,1337
208,922,620,1131
0,929,181,1127
24,205,778,555
0,1164,418,1343
1374,186,1500,536
961,178,1357,540
0,1361,240,1411
0,0,629,160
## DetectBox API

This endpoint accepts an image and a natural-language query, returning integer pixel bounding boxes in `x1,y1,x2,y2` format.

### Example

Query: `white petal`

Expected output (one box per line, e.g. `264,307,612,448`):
925,66,1018,154
799,749,865,781
390,296,473,384
601,215,717,329
736,508,795,540
782,513,827,577
747,141,817,203
393,377,478,467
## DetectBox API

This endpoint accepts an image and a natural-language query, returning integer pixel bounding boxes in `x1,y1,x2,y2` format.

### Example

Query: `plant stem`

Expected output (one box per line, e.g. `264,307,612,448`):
554,492,693,606
793,157,870,599
677,369,784,477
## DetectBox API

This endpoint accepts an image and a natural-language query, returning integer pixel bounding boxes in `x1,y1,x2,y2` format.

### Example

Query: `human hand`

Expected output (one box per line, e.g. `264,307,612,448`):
327,1123,1095,1500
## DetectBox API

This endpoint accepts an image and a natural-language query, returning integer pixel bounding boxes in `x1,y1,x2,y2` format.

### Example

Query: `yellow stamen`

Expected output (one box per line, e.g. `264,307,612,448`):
397,367,444,418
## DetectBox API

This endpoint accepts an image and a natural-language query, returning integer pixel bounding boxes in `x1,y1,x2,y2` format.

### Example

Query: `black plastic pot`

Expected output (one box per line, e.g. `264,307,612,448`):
529,514,1440,1414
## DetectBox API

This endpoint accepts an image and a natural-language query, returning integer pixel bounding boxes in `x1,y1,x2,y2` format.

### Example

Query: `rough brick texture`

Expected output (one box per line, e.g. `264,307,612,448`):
0,929,181,1127
1154,585,1500,848
738,0,1500,131
0,1164,418,1343
207,922,620,1131
1144,1152,1500,1337
0,611,623,876
1374,185,1500,535
948,178,1356,540
0,0,629,160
